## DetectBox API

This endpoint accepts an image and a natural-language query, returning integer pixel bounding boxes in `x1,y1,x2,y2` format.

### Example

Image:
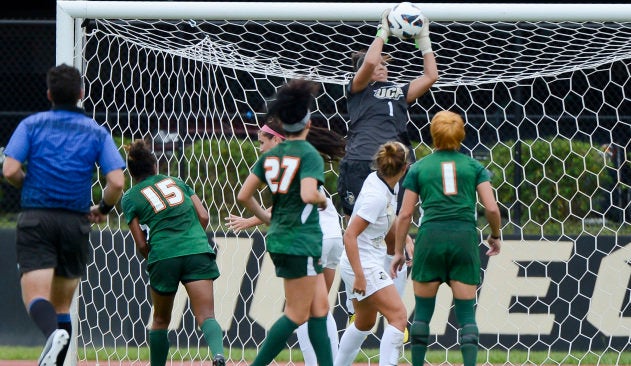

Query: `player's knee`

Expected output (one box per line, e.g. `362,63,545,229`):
459,323,479,346
196,315,216,327
354,315,377,331
152,313,172,328
410,321,430,347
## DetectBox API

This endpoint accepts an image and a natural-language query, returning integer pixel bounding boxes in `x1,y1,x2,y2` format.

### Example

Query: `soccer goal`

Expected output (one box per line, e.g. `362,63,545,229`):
56,2,631,365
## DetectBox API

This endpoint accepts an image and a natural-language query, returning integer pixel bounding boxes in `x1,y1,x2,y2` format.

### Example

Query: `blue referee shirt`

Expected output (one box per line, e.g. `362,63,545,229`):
4,105,126,213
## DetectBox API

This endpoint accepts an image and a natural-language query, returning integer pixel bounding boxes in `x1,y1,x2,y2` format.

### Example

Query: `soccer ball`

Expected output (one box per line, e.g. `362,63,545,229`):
387,2,426,40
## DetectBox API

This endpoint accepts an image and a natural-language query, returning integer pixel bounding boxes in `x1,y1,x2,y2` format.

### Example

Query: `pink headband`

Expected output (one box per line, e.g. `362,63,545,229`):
260,124,286,140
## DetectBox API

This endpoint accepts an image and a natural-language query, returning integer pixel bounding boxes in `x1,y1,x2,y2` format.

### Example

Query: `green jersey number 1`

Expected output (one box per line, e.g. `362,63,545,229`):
441,161,458,195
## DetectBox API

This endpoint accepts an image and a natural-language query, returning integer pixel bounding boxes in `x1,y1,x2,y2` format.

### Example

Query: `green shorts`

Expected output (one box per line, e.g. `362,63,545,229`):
269,253,323,279
148,253,220,294
411,222,481,285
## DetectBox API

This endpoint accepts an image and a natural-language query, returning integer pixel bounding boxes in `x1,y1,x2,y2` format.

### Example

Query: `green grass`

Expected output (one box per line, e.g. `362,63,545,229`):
1,346,630,365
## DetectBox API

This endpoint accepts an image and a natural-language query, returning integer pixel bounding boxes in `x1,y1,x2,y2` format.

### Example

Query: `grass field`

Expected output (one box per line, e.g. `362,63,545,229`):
1,347,630,365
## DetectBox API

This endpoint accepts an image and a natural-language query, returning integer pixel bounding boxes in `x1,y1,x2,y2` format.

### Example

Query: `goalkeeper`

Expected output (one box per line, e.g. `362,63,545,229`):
337,7,438,220
337,5,438,340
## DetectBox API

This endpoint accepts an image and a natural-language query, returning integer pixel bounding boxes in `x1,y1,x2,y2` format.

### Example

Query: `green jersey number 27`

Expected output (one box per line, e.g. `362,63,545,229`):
264,156,300,194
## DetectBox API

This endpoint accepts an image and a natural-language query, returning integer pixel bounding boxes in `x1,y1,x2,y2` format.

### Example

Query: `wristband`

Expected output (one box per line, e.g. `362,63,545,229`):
98,199,115,215
490,234,500,240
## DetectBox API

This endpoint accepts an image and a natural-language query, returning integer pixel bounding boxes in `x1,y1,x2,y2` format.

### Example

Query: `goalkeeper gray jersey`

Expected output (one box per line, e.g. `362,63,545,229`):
344,80,411,160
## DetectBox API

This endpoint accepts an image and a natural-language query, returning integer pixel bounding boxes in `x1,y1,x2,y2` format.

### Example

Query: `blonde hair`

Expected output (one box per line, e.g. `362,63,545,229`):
372,141,409,178
430,110,465,150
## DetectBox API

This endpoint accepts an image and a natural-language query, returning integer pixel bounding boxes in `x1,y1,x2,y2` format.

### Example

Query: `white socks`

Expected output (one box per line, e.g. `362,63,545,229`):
334,323,371,366
327,312,340,360
379,324,405,366
297,312,339,366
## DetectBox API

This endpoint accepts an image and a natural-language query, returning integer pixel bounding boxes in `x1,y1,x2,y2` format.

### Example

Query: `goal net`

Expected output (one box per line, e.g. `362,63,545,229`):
56,2,631,365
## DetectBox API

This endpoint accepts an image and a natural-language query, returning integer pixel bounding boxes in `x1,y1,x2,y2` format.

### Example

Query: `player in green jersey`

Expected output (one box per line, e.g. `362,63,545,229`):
226,118,346,366
121,139,224,366
237,79,333,366
390,110,502,366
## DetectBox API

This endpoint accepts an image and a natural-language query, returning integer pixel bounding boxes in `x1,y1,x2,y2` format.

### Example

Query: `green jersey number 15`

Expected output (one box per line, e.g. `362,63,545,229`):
140,178,184,212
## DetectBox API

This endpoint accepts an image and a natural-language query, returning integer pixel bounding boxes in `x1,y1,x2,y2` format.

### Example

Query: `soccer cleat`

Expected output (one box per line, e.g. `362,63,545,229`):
38,329,70,366
213,354,226,366
403,327,409,343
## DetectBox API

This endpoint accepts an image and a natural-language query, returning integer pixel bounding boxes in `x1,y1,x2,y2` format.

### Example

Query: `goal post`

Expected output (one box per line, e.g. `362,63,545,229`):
55,1,631,365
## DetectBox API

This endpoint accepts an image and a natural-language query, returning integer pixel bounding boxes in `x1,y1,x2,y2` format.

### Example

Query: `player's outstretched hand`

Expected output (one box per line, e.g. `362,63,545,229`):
377,8,391,43
414,15,433,54
225,214,255,234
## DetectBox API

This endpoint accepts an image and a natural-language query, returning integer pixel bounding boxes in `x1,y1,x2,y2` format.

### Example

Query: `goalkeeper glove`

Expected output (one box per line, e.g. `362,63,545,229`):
414,16,433,55
376,8,391,43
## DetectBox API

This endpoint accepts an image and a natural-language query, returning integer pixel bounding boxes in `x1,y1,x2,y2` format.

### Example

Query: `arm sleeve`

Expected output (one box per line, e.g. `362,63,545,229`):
121,192,136,224
175,177,196,197
402,163,421,194
475,160,491,185
98,132,126,174
355,190,384,224
4,122,30,162
300,150,325,184
251,154,266,182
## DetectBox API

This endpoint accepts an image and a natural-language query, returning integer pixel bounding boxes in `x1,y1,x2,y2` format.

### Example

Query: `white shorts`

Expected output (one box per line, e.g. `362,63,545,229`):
340,262,393,302
322,237,344,269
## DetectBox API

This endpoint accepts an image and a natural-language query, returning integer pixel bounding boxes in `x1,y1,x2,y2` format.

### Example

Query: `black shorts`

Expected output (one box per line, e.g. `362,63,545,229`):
337,158,409,216
16,209,91,278
337,159,373,216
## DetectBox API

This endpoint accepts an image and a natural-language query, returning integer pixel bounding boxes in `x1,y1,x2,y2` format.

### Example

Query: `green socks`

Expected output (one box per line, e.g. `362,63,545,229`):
412,296,436,366
149,329,169,366
251,315,299,366
454,298,479,366
201,317,224,358
307,316,333,366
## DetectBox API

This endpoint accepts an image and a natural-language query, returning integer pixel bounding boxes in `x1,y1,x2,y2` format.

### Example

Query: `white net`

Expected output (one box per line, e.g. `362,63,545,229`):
57,2,631,365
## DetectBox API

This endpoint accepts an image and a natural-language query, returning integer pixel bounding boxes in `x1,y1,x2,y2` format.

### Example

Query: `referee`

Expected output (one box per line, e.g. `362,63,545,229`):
3,63,125,366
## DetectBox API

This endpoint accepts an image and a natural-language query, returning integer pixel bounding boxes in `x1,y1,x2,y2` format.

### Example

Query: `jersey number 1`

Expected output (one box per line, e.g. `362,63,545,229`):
442,162,458,195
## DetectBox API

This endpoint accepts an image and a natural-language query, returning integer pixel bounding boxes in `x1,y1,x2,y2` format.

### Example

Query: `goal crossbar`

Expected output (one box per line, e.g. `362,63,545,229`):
57,1,631,21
